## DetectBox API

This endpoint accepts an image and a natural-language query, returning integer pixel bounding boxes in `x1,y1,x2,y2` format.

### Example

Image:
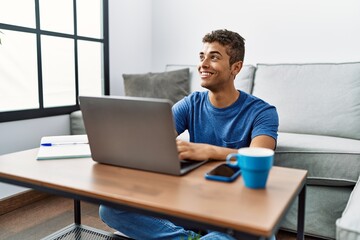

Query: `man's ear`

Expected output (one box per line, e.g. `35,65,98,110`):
231,61,243,76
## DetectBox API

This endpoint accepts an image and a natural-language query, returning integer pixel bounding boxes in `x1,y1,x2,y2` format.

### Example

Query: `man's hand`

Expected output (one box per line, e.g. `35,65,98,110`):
176,140,238,161
176,140,212,161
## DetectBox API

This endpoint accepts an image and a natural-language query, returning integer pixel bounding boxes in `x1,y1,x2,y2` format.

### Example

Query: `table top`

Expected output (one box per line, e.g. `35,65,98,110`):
0,148,307,237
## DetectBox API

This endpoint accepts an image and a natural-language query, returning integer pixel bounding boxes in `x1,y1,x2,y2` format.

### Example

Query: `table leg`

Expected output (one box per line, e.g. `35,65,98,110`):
297,184,306,240
74,199,81,225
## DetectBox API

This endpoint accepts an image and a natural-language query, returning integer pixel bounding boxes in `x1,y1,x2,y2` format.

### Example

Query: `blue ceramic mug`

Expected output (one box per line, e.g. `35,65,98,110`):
226,147,274,189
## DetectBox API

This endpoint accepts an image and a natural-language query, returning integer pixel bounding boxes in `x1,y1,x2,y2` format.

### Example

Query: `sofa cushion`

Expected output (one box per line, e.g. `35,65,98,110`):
165,64,256,94
336,175,360,240
252,62,360,140
123,68,190,104
275,132,360,186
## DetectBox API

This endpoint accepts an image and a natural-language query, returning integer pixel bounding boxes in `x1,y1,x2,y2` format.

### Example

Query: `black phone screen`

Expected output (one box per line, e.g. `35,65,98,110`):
207,164,239,177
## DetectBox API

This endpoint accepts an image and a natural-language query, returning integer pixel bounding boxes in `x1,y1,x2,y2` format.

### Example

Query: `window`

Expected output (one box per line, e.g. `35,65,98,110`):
0,0,109,122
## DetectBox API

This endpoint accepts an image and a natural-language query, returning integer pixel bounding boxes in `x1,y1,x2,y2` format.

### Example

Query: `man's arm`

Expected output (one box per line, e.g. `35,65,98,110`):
176,135,276,161
250,135,276,150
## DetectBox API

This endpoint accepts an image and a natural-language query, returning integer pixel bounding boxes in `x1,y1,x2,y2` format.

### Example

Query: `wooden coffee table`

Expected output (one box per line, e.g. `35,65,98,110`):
0,148,307,239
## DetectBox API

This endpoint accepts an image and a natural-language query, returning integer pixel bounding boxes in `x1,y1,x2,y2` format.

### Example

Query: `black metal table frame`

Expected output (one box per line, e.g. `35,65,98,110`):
0,176,306,240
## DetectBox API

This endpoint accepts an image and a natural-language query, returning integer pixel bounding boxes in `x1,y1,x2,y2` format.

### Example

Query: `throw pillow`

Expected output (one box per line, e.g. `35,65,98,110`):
123,68,190,104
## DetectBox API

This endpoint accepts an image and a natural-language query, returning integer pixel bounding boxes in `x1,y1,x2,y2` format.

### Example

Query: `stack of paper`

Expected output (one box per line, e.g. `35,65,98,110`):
37,135,91,160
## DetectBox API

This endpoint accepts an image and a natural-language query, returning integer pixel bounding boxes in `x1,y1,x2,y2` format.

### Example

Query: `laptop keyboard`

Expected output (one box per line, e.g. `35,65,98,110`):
180,159,199,168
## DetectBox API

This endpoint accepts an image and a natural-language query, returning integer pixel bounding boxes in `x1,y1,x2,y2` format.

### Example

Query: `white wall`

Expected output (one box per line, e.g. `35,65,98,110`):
0,115,71,156
151,0,360,70
109,0,152,96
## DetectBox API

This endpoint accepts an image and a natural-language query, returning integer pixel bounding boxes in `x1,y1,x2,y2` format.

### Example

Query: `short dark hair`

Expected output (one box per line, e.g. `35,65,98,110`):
202,29,245,65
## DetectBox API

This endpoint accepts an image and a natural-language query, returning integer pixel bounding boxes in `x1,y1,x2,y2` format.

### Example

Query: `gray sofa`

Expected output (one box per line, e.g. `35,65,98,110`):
70,62,360,239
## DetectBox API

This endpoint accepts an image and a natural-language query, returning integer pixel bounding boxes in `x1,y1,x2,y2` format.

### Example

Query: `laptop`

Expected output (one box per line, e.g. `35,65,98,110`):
79,95,207,175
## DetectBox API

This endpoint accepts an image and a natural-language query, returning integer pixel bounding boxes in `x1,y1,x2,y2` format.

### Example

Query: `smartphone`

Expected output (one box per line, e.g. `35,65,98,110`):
205,163,241,182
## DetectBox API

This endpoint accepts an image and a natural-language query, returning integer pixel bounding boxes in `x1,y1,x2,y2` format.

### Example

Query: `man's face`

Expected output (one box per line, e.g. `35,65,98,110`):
198,41,234,91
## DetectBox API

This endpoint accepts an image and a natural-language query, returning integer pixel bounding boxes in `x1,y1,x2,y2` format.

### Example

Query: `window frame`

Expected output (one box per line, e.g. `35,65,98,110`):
0,0,109,123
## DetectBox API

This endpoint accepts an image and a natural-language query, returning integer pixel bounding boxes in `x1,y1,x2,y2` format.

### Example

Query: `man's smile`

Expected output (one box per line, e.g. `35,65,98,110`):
200,71,214,78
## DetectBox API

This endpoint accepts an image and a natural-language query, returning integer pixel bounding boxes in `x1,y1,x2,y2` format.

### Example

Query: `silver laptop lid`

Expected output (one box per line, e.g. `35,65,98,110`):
79,95,183,175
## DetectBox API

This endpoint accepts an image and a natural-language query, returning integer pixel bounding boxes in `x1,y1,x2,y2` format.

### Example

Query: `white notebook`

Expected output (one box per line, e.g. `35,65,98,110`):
37,135,91,160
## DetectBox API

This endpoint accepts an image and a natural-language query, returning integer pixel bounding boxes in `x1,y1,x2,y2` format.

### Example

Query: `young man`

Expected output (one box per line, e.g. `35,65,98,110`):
99,29,279,239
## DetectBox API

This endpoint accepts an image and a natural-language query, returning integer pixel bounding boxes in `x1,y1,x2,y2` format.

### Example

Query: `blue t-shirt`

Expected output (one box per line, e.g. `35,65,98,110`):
172,91,279,149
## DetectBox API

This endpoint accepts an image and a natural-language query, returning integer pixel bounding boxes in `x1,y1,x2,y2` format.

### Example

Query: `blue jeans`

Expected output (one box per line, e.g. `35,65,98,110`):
99,205,276,240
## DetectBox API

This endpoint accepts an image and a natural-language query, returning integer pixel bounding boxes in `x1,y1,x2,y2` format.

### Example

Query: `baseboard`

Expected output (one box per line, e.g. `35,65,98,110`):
0,190,50,215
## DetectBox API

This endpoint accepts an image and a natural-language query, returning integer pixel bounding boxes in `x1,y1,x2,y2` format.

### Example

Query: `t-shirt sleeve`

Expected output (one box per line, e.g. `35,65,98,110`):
251,106,279,141
172,97,190,135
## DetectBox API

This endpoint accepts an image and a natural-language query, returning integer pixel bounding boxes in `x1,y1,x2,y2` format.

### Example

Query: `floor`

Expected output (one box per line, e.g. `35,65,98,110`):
0,195,319,240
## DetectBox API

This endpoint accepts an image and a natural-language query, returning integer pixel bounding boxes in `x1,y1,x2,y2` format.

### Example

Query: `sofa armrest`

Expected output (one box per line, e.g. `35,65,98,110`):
70,110,86,135
336,175,360,240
